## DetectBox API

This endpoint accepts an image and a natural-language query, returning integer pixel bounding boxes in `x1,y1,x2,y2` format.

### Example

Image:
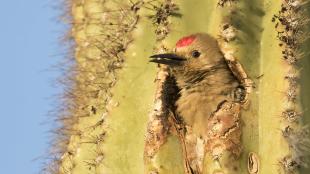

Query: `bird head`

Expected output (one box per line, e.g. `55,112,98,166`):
150,33,225,76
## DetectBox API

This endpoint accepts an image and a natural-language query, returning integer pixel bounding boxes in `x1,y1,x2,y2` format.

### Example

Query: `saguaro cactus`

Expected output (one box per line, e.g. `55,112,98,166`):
47,0,310,174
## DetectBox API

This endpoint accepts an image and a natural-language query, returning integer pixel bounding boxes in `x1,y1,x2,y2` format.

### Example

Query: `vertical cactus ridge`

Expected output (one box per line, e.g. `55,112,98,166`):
271,0,310,173
259,1,291,173
52,0,144,173
48,0,310,174
98,8,157,173
146,1,221,174
201,0,263,173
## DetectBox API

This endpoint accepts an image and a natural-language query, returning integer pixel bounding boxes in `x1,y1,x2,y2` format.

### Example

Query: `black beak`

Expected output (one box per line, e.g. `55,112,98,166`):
149,53,186,66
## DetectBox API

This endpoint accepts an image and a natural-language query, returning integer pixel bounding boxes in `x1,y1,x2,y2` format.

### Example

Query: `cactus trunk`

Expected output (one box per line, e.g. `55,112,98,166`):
47,0,310,174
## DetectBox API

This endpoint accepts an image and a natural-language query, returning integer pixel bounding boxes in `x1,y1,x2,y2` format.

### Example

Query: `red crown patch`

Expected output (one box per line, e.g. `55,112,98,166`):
176,35,196,48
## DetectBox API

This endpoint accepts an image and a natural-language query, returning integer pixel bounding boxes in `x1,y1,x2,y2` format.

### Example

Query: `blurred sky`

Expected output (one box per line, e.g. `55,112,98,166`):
0,0,67,173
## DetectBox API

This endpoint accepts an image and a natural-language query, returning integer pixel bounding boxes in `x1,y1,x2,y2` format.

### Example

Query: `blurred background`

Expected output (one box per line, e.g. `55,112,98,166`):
0,1,67,173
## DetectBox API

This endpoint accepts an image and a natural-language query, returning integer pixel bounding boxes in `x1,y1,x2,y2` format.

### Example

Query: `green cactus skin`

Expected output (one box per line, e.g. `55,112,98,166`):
47,0,310,174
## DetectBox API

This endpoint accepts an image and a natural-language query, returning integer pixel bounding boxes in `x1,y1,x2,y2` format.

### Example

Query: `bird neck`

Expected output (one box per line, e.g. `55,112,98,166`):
175,61,235,92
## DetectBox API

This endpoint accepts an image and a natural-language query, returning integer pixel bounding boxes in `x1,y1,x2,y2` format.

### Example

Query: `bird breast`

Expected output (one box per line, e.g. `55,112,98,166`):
175,69,240,136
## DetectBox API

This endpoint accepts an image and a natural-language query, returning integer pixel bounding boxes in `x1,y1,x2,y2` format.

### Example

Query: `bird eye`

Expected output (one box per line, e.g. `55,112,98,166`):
191,50,201,58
